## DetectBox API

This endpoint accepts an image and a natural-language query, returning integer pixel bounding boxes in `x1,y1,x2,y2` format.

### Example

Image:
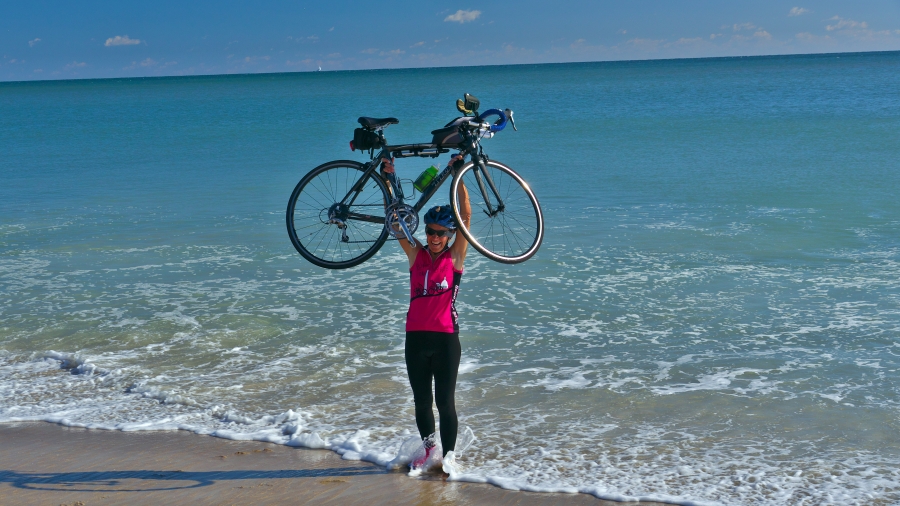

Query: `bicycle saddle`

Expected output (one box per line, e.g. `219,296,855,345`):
358,117,399,130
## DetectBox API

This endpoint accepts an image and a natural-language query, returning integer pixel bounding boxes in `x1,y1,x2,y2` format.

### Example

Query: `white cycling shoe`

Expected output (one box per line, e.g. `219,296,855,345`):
442,450,462,478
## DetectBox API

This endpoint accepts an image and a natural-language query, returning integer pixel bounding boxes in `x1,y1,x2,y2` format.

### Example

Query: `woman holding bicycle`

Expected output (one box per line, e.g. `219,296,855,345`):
286,98,542,473
391,155,470,474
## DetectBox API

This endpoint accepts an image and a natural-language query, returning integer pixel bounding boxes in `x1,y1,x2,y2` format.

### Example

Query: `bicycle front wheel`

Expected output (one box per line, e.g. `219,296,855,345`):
450,160,544,264
287,160,390,269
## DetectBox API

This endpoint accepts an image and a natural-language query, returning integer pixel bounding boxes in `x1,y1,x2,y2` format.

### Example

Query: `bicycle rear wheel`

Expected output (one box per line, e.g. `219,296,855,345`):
450,160,544,264
286,160,390,269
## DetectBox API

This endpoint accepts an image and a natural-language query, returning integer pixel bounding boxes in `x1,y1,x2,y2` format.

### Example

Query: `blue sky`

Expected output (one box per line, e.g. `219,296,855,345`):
3,1,900,81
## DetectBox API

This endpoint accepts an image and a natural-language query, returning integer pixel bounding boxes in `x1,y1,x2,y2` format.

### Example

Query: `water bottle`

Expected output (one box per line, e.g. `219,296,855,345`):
414,165,438,192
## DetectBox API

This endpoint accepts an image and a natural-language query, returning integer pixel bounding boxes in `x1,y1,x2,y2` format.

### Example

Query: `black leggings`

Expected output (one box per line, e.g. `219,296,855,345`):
405,331,461,455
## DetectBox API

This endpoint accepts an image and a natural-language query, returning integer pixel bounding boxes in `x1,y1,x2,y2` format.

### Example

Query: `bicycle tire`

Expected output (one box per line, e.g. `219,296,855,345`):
450,160,544,264
286,160,391,269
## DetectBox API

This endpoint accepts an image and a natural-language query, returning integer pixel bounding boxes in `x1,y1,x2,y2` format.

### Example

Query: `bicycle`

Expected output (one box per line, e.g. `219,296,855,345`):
286,94,544,269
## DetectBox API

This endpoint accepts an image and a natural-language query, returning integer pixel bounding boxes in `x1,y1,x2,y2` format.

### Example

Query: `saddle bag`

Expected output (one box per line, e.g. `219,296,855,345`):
351,128,383,151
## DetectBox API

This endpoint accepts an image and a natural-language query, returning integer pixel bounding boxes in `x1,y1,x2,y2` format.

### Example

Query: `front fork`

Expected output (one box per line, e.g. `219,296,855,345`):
470,154,504,217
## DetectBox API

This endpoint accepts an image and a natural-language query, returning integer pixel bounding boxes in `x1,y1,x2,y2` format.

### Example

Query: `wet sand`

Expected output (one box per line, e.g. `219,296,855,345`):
0,422,675,506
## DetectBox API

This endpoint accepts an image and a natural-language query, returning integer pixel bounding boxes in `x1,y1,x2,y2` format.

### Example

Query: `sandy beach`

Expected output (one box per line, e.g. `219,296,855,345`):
0,422,675,506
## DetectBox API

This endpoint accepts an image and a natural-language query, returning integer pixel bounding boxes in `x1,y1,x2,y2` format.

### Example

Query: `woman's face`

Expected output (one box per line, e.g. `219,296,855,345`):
425,224,453,254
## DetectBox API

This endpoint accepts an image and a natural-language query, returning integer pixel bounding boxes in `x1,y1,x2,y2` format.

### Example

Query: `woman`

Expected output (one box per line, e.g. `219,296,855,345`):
394,155,470,474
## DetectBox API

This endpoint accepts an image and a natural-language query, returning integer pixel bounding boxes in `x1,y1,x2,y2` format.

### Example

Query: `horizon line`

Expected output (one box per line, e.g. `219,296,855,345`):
3,49,899,86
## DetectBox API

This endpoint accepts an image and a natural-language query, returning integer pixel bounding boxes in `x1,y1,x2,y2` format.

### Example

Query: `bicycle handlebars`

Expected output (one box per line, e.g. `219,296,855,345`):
477,108,508,132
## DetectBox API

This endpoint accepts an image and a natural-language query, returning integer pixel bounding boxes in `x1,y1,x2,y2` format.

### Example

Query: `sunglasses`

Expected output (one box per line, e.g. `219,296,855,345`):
425,227,455,237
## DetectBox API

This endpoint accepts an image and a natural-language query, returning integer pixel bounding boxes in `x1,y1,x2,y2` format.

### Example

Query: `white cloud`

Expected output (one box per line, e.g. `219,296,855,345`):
105,35,141,46
444,9,481,23
732,23,756,32
627,38,666,51
140,58,157,67
675,37,705,45
568,38,613,55
360,48,378,54
28,38,41,47
754,30,772,40
64,61,86,70
826,16,867,31
411,41,425,48
380,49,405,56
789,7,809,17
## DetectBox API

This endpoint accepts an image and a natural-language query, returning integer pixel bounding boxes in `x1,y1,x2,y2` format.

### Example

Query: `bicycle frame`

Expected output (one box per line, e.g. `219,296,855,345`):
336,128,506,244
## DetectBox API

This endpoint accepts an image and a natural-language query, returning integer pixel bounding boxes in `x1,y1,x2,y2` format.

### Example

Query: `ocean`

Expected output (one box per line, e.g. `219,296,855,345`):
2,51,899,505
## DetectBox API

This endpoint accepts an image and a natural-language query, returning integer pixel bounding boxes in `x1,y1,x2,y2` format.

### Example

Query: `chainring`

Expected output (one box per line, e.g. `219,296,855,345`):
385,203,419,239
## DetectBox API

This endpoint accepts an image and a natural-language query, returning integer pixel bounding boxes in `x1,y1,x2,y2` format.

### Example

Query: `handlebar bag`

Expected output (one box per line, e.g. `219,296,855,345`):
352,128,383,151
430,117,469,147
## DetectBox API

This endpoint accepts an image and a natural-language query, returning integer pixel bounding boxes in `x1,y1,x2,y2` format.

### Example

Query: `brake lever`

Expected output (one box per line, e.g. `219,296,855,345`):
504,108,517,131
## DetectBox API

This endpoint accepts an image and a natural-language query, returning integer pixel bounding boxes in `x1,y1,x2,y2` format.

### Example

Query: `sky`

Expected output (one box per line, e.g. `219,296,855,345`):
3,0,900,81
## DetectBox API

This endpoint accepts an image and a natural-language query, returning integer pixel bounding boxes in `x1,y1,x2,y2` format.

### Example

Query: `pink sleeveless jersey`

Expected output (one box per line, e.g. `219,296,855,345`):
406,248,462,333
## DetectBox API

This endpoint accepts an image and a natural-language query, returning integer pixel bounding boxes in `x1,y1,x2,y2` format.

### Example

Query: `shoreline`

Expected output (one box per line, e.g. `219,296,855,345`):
0,421,679,506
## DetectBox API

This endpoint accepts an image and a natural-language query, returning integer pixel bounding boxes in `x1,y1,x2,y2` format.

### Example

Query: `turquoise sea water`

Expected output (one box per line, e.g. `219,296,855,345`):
2,52,900,505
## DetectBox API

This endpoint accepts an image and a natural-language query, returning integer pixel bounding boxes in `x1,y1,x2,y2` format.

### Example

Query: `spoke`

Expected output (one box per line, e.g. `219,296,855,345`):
294,221,329,232
328,168,336,202
304,222,329,249
312,224,333,257
305,179,333,210
503,215,527,252
503,210,537,234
